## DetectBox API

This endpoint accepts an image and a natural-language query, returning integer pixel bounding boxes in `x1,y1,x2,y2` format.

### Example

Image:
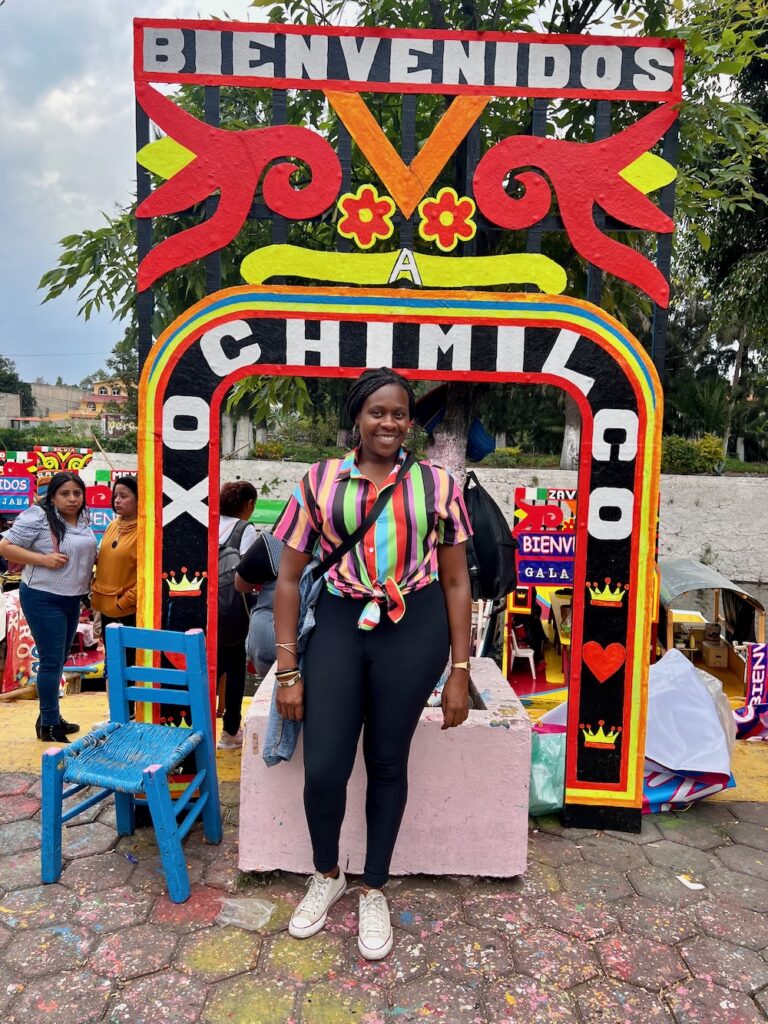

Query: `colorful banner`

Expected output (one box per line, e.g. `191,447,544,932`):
733,643,768,740
513,486,576,587
0,466,35,514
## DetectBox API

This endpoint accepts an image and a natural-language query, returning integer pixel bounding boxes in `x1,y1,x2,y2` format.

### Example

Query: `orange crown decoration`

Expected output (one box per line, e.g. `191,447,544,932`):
580,720,622,749
162,568,208,598
587,578,629,607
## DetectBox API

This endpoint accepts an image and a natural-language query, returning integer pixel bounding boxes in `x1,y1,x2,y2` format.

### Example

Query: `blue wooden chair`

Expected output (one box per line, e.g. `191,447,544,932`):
41,625,222,903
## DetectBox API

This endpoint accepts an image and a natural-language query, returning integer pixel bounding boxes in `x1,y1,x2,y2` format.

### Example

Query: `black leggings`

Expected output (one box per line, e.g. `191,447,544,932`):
217,639,247,736
302,582,449,888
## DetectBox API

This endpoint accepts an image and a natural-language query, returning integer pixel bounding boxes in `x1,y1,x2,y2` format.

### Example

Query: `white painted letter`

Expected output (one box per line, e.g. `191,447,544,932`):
588,487,634,540
194,31,222,75
200,321,261,377
232,33,276,78
366,323,394,367
389,39,434,85
162,396,210,451
285,34,329,80
580,45,623,91
495,326,526,373
419,324,472,371
143,28,185,74
528,44,571,90
338,36,380,83
633,47,675,92
442,40,486,86
286,320,340,366
592,409,639,462
541,330,594,396
493,43,519,87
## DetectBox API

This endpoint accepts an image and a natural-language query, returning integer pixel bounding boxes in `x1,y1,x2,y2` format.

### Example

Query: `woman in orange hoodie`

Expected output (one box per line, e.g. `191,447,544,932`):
92,476,138,636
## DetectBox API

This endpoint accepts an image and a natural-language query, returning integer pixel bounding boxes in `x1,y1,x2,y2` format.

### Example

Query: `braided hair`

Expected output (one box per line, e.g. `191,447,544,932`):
40,471,88,544
345,368,416,425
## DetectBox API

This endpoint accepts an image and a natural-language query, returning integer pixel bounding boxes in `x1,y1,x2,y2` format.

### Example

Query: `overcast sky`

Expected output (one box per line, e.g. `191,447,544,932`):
0,0,261,385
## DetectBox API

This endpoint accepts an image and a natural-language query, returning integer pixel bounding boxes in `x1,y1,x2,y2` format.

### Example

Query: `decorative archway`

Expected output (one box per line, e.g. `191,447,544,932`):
137,284,662,830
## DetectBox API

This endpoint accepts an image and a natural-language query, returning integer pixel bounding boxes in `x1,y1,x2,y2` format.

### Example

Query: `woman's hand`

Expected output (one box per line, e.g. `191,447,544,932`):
276,677,304,721
441,669,469,730
41,552,69,570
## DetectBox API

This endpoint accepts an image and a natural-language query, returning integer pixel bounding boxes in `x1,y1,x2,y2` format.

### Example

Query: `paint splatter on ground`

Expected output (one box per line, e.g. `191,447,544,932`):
2,770,768,1020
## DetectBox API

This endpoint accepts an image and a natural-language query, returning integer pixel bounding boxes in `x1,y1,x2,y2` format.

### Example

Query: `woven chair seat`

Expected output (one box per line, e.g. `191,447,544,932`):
63,723,203,793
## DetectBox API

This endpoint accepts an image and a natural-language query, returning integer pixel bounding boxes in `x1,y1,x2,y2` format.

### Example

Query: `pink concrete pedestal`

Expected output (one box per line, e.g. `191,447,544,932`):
239,657,530,877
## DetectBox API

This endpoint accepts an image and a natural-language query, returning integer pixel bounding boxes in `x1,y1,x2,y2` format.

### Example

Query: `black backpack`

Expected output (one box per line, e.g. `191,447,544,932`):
218,520,251,646
463,471,517,601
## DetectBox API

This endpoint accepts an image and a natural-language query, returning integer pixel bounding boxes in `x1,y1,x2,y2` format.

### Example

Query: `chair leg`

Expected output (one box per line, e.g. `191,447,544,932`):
41,749,66,884
114,792,136,837
529,655,536,681
142,764,190,904
195,741,223,846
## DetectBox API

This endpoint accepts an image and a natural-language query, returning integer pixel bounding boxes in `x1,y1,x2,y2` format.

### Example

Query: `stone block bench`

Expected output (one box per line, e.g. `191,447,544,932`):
239,657,530,877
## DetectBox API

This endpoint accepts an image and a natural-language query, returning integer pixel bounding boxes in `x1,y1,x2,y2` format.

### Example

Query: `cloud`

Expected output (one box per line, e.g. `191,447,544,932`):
0,0,258,383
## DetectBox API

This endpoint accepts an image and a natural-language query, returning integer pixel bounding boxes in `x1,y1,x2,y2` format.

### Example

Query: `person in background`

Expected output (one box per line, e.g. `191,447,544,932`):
91,476,139,722
0,472,97,742
92,476,139,633
272,367,473,961
217,481,258,749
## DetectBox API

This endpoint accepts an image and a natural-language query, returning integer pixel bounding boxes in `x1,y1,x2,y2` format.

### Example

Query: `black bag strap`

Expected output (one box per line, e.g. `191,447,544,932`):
222,519,248,553
311,452,416,582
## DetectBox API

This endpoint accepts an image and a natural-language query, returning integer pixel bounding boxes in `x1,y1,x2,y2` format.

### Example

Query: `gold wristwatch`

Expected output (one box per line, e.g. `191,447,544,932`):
451,661,470,671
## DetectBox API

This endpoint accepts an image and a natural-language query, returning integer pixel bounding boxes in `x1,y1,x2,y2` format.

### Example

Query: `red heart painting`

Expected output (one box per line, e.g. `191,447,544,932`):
583,641,626,683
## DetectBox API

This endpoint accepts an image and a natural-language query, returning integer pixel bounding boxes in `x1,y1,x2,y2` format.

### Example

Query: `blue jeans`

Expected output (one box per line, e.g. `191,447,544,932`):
19,584,81,726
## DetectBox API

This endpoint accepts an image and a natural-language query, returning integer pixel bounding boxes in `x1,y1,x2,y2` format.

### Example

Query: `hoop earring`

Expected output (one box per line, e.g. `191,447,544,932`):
352,424,360,444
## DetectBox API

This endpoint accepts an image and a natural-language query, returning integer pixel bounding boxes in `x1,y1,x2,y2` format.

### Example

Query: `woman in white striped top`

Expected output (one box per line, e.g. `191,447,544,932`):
0,472,97,742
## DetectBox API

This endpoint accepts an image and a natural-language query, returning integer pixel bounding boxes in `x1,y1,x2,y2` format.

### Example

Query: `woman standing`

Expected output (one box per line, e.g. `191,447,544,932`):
92,476,138,632
0,472,97,742
272,368,473,961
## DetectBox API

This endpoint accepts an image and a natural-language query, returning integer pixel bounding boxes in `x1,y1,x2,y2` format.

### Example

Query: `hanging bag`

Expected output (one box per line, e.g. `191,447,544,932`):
462,471,517,601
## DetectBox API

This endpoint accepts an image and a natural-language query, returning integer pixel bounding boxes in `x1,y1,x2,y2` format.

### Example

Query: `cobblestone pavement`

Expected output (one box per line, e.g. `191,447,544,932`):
1,773,768,1023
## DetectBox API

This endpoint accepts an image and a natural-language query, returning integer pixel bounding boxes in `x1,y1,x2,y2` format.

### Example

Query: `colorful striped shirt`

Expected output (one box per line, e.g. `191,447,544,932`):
273,448,472,625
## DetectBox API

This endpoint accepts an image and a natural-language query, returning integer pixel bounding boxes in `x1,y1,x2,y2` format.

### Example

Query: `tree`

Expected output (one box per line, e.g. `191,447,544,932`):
674,27,768,458
37,0,768,472
0,356,34,416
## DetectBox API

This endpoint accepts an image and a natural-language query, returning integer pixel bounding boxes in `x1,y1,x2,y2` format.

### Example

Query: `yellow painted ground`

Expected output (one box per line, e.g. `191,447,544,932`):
1,690,764,801
0,692,249,783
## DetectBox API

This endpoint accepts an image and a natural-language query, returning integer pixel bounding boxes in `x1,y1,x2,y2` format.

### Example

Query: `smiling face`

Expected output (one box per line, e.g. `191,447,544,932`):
51,480,85,522
113,483,138,521
356,383,411,462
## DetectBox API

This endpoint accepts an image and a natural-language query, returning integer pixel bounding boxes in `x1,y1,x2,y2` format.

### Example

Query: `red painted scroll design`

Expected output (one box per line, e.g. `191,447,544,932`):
472,104,678,307
135,83,342,291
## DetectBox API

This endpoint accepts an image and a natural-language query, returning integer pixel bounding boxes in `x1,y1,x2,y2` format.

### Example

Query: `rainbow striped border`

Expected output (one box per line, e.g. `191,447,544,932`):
138,285,662,808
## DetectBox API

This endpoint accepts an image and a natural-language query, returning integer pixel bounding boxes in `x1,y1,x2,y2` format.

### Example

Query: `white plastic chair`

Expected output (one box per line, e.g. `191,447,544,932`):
509,628,537,680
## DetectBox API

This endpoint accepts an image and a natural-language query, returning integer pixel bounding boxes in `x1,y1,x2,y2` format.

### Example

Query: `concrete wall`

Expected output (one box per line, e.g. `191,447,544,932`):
29,383,86,416
94,453,768,584
0,392,21,427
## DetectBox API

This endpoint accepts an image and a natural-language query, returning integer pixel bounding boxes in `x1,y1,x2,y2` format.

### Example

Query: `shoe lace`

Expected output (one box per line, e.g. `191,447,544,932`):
360,890,388,938
299,873,334,916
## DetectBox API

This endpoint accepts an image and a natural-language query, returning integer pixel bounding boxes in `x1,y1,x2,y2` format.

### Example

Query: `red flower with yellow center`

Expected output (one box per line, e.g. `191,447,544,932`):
418,187,477,252
337,185,395,249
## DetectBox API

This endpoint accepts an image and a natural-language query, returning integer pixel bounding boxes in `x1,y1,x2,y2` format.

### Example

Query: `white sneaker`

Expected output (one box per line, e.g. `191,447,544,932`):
358,888,393,960
289,870,347,939
217,728,243,749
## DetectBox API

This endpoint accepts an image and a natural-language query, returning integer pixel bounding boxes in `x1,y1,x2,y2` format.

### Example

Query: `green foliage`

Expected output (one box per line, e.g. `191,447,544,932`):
662,433,724,474
0,356,35,417
0,425,135,454
481,446,523,468
252,440,286,460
